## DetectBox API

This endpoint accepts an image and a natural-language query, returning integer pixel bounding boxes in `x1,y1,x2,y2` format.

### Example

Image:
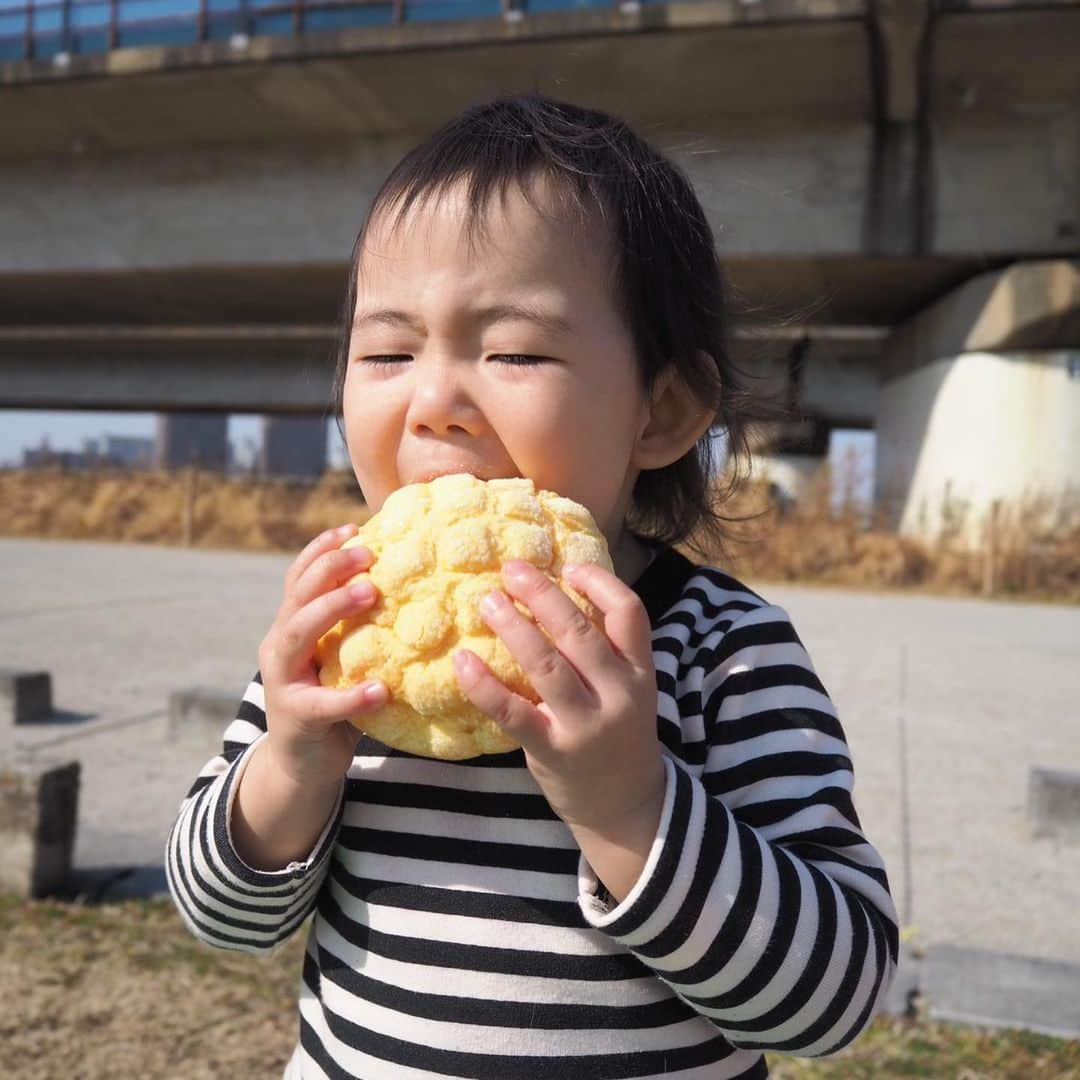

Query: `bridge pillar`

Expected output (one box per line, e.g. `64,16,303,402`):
875,261,1080,550
259,415,327,479
154,413,229,470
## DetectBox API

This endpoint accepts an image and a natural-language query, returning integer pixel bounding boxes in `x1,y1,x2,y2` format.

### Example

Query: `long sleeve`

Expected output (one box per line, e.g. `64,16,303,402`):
165,670,346,955
577,601,899,1057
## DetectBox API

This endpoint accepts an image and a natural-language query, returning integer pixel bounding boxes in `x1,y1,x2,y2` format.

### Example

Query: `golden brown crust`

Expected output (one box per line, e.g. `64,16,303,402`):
315,474,613,760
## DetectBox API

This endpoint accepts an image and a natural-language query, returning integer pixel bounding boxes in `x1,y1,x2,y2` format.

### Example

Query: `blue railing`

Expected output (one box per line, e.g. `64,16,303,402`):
0,0,635,63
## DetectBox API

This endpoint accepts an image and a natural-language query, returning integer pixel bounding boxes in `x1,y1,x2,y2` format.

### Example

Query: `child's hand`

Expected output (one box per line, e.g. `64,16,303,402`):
453,559,666,838
258,524,388,788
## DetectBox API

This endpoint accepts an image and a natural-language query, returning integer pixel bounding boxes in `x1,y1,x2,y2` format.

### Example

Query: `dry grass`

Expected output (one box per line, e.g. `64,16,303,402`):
1,891,1078,1079
678,449,1080,605
0,466,371,553
0,892,303,1079
2,460,1078,603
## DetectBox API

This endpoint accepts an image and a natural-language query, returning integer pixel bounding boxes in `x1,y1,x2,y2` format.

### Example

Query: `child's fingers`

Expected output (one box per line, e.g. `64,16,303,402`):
562,564,654,674
283,544,375,621
453,649,548,752
263,579,379,682
288,680,389,728
284,523,359,597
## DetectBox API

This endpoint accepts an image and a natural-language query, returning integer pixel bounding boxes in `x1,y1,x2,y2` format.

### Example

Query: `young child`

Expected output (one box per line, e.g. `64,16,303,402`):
166,93,898,1079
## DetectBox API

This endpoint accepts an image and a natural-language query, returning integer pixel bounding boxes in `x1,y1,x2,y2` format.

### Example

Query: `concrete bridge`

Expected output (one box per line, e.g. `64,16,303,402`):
1,0,1078,547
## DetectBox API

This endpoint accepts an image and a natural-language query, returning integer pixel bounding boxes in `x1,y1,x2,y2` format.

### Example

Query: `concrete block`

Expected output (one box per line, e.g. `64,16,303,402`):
0,755,80,898
0,668,53,724
168,687,240,740
1028,766,1080,843
922,945,1080,1040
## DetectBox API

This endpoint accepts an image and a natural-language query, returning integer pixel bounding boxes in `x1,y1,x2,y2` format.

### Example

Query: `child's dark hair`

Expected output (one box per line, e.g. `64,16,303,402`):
330,92,795,565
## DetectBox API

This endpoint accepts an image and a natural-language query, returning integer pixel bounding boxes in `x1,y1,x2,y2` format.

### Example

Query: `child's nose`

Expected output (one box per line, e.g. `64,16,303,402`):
405,362,483,436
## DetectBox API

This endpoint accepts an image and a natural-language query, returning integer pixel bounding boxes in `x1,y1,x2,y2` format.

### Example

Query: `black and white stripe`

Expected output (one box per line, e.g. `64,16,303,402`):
166,545,898,1078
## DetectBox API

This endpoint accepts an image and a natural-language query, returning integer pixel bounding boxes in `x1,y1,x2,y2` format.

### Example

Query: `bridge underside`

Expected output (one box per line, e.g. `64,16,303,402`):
1,0,1077,545
0,254,996,430
0,253,995,337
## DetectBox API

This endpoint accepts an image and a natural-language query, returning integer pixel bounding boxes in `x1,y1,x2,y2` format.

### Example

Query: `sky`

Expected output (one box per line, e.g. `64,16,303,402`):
0,409,876,508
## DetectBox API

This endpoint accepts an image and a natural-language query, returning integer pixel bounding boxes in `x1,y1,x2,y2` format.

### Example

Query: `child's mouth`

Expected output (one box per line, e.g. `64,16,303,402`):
412,468,520,485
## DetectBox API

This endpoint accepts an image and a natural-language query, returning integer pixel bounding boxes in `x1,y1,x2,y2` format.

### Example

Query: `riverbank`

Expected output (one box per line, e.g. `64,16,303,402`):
2,464,1076,603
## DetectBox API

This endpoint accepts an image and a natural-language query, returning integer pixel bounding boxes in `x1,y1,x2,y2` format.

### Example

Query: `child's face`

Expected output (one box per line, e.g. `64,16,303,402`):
342,172,655,558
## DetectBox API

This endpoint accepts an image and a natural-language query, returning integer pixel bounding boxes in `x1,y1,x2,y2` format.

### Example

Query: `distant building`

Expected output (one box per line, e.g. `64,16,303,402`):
155,414,229,469
103,434,155,469
19,418,326,476
22,435,86,469
21,433,153,470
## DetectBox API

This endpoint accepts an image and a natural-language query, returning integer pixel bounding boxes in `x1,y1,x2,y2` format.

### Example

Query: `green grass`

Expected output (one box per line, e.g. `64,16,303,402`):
765,1011,1080,1078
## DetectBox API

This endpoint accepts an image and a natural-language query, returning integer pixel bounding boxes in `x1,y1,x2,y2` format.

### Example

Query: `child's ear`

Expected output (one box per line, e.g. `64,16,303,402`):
632,358,717,471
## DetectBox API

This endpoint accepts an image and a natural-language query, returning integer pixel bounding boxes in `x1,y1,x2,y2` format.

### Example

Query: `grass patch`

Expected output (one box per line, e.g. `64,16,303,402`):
2,891,1078,1078
0,892,306,1078
765,1014,1080,1077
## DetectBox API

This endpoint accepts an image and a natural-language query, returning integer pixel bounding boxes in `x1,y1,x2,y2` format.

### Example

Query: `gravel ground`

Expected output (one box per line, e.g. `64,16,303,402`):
2,536,1078,965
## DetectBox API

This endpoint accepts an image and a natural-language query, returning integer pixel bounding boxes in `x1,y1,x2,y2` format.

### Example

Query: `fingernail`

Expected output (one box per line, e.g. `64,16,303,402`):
481,591,507,617
503,560,531,582
350,582,375,603
563,563,583,580
362,681,387,704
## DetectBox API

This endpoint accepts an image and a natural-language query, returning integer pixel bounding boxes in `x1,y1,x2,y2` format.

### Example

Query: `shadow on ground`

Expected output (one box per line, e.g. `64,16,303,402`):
61,864,169,903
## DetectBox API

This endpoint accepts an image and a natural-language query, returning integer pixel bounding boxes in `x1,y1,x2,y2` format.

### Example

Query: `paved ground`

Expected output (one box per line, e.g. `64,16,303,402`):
2,537,1078,968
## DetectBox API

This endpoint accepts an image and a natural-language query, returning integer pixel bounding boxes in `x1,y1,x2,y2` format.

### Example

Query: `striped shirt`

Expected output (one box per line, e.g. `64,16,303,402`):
166,543,899,1079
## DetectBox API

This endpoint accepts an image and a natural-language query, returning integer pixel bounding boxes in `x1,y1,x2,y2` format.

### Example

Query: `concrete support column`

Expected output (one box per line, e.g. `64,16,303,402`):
154,413,229,469
876,261,1080,550
259,415,327,478
878,350,1078,549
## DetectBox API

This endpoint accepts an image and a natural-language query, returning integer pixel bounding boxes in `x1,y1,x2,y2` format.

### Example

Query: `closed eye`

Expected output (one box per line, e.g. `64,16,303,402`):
362,354,548,366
